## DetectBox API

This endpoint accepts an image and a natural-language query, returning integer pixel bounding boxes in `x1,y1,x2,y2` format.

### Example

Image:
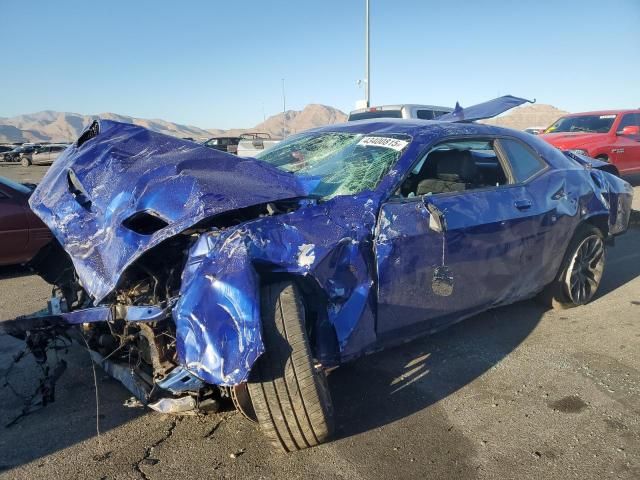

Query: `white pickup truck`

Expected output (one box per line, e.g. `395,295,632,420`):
236,132,280,157
348,104,453,121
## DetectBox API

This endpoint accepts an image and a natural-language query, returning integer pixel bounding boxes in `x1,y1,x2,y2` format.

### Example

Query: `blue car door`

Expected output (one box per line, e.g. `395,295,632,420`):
374,136,551,339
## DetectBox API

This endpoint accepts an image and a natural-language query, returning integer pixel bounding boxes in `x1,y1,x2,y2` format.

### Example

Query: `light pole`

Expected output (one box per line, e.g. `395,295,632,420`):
365,0,370,107
281,78,287,138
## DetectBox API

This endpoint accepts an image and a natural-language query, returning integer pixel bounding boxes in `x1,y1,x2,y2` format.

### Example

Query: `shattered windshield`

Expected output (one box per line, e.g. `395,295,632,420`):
546,114,616,134
255,132,410,199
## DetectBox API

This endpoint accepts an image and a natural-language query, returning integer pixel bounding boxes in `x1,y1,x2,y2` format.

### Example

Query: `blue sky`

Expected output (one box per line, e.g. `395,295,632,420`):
1,0,638,128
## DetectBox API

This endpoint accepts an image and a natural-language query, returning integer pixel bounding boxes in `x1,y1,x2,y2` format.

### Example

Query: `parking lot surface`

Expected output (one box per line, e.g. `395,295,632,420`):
1,162,639,479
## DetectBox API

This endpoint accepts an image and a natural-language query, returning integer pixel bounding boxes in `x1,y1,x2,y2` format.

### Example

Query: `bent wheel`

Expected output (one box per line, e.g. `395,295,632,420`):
247,281,334,451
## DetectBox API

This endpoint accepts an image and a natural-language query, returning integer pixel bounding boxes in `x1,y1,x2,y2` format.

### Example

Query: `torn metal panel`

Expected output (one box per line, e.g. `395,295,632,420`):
148,396,198,414
156,366,205,394
437,95,534,123
174,193,381,384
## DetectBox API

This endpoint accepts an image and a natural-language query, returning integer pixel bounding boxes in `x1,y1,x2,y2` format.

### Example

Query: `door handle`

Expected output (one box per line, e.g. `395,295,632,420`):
514,199,532,210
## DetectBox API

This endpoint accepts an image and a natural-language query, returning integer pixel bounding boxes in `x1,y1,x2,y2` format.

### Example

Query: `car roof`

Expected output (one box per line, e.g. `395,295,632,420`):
308,117,523,139
562,109,639,117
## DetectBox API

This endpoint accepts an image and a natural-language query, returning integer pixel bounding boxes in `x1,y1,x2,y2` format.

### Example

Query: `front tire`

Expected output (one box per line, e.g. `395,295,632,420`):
247,281,334,451
21,157,31,167
538,224,605,308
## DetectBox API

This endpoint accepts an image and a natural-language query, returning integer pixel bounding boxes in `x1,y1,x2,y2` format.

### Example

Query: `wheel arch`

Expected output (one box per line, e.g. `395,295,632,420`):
583,213,609,238
256,270,340,368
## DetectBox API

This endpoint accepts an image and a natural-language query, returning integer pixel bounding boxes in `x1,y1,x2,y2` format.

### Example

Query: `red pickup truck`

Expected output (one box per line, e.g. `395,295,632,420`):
540,110,640,175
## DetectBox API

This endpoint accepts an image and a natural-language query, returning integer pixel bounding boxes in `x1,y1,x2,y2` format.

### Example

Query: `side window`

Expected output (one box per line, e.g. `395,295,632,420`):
618,113,640,130
398,139,510,197
498,138,546,183
416,110,436,120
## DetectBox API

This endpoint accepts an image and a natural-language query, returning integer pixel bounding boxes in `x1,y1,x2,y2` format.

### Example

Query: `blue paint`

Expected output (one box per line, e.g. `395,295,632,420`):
29,114,634,387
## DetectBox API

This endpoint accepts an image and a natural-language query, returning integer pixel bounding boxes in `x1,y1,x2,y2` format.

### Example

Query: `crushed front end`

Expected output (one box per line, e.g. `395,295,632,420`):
10,120,384,418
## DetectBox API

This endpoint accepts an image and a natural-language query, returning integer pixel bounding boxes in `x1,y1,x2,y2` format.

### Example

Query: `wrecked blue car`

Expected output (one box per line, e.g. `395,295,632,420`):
15,97,633,451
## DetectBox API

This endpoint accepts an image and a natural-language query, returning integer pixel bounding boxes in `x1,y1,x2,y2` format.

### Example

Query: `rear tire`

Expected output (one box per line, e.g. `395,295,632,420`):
537,224,605,309
247,281,334,451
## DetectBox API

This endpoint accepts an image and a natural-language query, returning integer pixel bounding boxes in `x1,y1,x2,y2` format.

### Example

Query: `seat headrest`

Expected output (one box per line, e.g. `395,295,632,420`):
434,150,476,182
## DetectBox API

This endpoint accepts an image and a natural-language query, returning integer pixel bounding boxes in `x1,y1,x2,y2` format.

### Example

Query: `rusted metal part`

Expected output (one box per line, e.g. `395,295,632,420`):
137,323,173,379
231,383,257,422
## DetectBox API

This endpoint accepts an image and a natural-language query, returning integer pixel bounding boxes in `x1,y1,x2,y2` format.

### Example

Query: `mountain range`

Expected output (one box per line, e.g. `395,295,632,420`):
0,104,347,143
0,102,568,144
480,103,569,130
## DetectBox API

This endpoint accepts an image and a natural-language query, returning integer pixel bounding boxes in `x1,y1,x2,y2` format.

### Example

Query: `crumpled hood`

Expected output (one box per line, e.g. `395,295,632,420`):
539,132,608,148
29,120,309,302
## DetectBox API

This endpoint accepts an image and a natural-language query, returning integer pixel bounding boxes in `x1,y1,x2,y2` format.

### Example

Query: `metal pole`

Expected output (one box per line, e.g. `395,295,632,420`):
365,0,370,107
282,78,286,138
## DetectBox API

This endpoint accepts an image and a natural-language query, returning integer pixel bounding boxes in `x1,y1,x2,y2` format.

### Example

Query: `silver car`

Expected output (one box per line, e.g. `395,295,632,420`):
20,144,68,167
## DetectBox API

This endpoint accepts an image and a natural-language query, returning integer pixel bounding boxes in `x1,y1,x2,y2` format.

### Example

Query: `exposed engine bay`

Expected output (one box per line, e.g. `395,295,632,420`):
5,199,302,418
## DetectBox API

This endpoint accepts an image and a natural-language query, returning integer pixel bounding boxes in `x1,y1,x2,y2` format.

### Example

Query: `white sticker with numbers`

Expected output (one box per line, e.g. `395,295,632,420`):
357,136,409,151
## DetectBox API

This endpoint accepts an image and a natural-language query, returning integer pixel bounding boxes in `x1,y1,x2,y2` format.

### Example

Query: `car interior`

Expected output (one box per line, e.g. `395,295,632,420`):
399,140,509,197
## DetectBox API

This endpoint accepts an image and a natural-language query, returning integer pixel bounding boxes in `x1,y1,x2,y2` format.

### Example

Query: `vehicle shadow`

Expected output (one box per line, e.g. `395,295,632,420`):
598,229,640,297
329,228,640,442
624,173,640,187
329,300,544,442
0,265,34,280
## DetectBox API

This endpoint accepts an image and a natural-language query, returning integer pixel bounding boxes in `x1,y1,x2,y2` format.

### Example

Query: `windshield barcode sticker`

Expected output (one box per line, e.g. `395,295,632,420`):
358,136,409,151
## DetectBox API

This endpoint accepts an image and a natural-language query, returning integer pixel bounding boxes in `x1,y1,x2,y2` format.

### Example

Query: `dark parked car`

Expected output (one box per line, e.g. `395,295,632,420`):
3,145,37,162
0,145,16,156
12,98,634,451
0,177,52,266
203,136,241,154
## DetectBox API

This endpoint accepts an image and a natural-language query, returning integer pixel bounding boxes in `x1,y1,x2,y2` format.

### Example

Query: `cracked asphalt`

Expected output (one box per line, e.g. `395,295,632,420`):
0,164,639,479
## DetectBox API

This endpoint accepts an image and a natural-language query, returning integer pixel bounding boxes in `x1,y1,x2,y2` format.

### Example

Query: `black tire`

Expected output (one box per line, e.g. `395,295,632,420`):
537,224,605,309
247,281,334,451
20,156,31,167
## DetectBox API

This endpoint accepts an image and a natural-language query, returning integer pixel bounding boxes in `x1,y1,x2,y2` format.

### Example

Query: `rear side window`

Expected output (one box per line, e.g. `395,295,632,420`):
618,113,640,130
416,109,451,120
417,110,437,120
499,138,546,182
348,110,403,121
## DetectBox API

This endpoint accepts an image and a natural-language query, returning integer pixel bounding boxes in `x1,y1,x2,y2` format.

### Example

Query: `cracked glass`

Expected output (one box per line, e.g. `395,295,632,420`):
255,132,410,199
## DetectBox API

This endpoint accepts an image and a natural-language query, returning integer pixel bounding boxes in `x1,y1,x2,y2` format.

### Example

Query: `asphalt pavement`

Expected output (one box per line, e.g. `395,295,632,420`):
0,162,638,480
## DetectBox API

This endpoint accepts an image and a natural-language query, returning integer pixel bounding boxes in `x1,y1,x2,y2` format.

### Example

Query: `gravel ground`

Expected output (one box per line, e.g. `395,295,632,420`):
0,162,639,480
